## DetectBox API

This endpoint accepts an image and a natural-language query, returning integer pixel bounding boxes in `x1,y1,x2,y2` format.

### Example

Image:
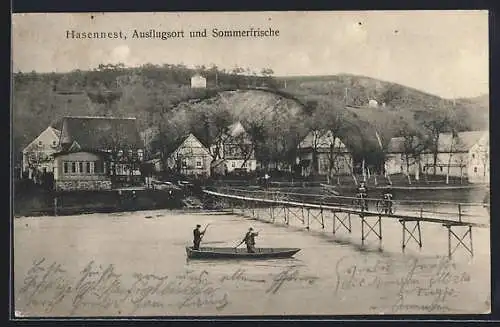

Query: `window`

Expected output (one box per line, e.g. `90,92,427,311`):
440,166,443,172
474,167,478,173
116,164,124,175
182,159,188,168
196,160,202,168
63,162,69,174
52,140,57,146
232,162,235,168
71,162,76,173
90,162,95,174
38,141,43,146
138,150,144,161
472,154,475,159
95,160,102,173
79,162,83,173
86,162,91,173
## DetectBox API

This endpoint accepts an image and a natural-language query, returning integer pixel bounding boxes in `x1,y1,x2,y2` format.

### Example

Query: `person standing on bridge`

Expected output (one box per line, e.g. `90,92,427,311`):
383,186,394,214
357,181,369,210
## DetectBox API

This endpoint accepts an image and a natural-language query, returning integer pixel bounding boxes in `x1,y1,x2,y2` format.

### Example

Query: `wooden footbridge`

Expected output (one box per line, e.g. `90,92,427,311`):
202,188,490,259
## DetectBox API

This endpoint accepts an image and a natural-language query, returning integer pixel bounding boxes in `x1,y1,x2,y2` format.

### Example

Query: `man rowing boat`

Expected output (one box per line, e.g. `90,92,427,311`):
193,224,209,250
237,227,259,253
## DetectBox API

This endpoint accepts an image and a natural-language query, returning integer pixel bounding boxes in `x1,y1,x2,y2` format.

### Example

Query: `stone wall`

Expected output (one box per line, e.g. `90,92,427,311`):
55,179,112,191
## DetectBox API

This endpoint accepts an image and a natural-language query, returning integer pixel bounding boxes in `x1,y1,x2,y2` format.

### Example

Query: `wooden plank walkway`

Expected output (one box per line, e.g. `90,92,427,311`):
203,190,488,228
203,188,490,259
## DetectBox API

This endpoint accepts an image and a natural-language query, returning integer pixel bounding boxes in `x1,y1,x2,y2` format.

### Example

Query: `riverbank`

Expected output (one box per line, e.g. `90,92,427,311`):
13,187,185,217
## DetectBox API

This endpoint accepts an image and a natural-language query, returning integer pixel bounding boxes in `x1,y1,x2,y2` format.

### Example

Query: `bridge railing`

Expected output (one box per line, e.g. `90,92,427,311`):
213,187,489,223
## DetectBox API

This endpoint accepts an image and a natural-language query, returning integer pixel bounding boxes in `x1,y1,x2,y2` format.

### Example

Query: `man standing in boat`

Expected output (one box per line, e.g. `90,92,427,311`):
193,224,205,250
239,227,259,253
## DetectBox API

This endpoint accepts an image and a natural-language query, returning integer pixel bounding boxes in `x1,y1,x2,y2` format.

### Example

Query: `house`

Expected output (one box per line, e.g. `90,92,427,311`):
385,130,489,183
210,122,257,174
166,133,212,177
385,136,423,176
191,74,207,89
467,132,489,183
22,126,61,183
52,116,144,191
297,130,352,177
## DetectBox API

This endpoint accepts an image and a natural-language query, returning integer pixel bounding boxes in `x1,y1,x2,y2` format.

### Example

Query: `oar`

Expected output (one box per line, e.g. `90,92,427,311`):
234,229,262,251
200,223,211,241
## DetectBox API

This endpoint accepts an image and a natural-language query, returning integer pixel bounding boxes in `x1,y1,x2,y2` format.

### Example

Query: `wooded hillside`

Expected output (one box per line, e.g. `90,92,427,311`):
12,63,489,169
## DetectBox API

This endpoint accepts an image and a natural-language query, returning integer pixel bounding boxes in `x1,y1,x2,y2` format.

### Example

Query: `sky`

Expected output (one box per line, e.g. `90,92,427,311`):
12,11,489,99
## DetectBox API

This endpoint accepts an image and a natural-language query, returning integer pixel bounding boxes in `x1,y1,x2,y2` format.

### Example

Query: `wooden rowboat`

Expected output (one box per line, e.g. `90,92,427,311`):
185,246,301,260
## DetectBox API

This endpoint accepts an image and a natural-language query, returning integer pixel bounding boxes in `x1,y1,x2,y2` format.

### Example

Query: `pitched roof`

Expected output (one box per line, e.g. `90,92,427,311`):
437,131,487,152
167,133,211,158
388,130,488,153
50,127,61,138
299,130,349,151
164,135,190,156
22,126,62,153
387,136,422,153
60,116,143,151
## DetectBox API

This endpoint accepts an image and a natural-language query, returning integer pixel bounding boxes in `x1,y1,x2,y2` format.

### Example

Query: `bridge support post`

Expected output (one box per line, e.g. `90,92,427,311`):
54,196,58,216
286,206,304,225
400,219,422,252
306,209,310,230
307,207,325,230
360,214,382,247
333,211,352,235
443,223,474,259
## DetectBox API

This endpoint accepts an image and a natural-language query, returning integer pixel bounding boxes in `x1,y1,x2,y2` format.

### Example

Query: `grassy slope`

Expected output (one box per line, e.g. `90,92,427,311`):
275,74,488,147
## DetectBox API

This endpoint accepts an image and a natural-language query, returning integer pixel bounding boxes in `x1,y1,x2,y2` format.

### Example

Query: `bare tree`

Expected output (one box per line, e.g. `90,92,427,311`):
97,123,143,185
232,131,255,169
421,108,452,176
445,130,459,184
23,143,55,184
397,122,428,184
311,100,350,184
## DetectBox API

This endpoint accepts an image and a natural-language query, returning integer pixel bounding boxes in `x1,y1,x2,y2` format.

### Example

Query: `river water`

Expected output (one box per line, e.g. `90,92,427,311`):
14,206,490,317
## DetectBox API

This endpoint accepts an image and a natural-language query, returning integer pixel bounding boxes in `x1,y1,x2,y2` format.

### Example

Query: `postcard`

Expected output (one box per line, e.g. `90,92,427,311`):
11,11,490,317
